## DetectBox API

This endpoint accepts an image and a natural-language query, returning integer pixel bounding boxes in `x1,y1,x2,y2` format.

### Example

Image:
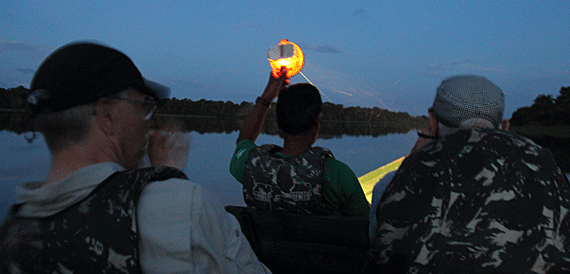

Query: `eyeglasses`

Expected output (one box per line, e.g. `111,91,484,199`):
109,96,158,120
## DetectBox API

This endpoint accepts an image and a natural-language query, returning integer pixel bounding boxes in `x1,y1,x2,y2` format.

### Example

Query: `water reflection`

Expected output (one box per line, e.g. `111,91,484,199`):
0,129,420,221
0,112,33,134
152,115,570,170
151,115,417,138
1,113,569,221
0,112,425,221
1,112,421,138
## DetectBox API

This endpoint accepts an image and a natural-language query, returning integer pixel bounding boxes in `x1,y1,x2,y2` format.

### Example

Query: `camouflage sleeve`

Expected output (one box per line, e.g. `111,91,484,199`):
229,139,257,183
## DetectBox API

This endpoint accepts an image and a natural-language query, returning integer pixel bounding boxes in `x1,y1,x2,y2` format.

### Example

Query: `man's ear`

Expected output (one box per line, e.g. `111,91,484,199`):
311,112,321,133
315,112,322,125
94,97,117,136
428,111,438,136
501,120,510,131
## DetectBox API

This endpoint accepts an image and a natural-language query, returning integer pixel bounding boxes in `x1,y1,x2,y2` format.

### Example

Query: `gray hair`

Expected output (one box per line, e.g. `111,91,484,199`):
33,90,132,154
33,102,95,154
438,118,497,136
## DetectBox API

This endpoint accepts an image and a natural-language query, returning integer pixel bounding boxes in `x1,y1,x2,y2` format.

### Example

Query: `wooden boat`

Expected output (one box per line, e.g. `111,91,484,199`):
225,206,369,274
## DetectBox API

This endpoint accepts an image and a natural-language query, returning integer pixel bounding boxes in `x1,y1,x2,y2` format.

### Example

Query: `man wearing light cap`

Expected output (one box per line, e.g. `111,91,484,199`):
366,75,570,273
0,42,270,273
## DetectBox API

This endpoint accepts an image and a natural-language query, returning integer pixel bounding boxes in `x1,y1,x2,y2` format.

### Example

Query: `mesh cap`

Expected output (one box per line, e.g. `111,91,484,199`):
431,75,505,128
28,41,170,114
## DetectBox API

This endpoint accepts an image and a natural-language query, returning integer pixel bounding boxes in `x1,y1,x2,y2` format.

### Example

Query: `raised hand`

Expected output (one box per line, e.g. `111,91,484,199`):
147,130,190,170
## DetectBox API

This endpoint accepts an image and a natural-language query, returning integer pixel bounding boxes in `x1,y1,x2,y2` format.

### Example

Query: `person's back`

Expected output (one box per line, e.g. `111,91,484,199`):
367,75,570,273
0,166,187,273
230,71,369,216
242,143,335,214
0,41,270,274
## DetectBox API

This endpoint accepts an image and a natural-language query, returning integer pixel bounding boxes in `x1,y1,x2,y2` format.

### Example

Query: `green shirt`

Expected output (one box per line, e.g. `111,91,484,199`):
230,140,369,217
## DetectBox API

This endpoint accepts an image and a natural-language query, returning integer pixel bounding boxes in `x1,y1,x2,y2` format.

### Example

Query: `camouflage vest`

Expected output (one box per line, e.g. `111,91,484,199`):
0,166,187,274
367,128,570,273
243,144,335,215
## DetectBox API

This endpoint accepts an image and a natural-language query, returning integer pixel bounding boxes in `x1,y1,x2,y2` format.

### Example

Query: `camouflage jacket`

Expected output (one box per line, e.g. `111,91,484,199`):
243,144,335,215
0,166,187,274
367,128,570,274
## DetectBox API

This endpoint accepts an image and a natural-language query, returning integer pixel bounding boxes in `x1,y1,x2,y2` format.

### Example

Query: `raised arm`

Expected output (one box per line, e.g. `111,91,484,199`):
236,68,288,144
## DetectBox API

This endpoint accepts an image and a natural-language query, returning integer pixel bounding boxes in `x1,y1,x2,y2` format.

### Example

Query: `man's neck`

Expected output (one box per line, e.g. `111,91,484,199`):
281,134,314,155
44,142,115,185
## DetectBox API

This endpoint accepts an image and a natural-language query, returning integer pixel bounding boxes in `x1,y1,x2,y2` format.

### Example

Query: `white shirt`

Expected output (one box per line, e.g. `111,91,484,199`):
15,162,271,274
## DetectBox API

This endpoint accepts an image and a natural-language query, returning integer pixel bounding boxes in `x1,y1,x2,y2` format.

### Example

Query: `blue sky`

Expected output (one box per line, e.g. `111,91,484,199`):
1,1,568,117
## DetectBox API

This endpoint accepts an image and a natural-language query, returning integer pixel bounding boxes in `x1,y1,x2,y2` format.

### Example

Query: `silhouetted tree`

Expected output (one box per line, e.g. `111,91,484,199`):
511,88,570,126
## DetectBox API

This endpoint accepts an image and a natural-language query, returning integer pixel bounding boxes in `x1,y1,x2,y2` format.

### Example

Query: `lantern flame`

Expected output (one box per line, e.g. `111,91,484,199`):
267,39,304,78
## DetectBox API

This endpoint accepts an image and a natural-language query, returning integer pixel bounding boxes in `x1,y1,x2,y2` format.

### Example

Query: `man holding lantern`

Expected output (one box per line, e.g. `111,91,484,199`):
229,68,369,216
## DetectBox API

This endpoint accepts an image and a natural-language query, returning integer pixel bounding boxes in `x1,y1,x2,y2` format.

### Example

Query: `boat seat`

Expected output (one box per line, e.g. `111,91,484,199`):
225,205,369,274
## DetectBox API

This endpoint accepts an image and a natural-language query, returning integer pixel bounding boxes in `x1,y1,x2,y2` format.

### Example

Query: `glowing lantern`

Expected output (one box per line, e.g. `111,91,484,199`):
267,39,304,78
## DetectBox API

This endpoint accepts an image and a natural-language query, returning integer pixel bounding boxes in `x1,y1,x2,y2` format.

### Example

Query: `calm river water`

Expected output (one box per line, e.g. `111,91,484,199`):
0,130,419,220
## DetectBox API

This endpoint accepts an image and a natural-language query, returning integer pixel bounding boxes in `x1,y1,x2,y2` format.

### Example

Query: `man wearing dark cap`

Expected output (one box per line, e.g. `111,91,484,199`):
367,75,570,273
229,70,369,216
0,42,270,273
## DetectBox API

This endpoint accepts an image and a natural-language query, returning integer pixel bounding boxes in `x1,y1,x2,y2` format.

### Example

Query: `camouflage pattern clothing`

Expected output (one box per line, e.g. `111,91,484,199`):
0,166,187,274
243,144,336,215
231,140,370,217
367,128,570,274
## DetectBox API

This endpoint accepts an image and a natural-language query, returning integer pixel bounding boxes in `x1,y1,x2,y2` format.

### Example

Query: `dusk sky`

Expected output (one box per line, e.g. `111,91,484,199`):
1,1,568,117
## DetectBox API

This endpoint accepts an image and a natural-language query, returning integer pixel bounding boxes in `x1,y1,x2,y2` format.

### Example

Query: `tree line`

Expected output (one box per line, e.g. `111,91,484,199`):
506,86,570,172
0,86,427,129
5,85,570,128
510,86,570,126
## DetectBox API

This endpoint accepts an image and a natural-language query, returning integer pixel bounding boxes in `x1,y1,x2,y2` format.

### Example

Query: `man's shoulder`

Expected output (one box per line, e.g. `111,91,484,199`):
139,178,210,216
397,127,563,186
419,128,541,155
324,156,357,177
452,128,535,145
309,146,334,158
144,177,202,194
463,128,555,158
324,156,348,167
316,147,344,167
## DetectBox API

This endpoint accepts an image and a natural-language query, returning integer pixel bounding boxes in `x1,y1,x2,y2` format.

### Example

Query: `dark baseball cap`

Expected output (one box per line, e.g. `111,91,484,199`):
28,41,170,114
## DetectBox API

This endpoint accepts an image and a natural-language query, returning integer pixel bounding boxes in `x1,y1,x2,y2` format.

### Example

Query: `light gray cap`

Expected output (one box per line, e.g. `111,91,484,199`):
431,75,505,128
